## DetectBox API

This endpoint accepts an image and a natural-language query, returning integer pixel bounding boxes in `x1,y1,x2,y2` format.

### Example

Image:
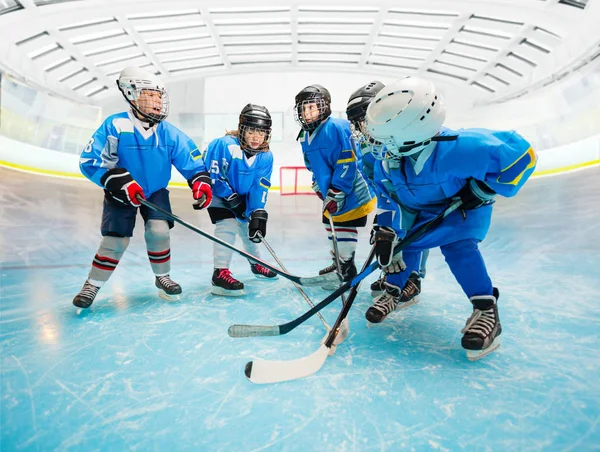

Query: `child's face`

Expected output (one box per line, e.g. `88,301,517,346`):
302,102,321,123
244,128,267,149
136,89,163,116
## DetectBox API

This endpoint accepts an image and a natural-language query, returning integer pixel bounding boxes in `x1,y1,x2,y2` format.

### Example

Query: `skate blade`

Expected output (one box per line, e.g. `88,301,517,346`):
158,290,180,302
211,286,245,297
397,296,419,310
253,274,279,280
466,337,501,362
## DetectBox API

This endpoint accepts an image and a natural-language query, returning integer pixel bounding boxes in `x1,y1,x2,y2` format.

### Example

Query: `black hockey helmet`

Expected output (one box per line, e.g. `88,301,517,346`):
346,81,385,134
294,84,332,132
238,103,272,155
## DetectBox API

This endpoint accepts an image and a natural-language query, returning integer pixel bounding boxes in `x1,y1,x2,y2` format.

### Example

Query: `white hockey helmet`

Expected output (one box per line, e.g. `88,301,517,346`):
117,66,169,123
364,77,446,159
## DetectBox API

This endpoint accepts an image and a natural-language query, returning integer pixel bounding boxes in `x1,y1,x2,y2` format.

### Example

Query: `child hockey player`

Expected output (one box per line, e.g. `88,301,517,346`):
73,66,212,308
294,84,376,285
346,81,429,302
364,77,536,360
203,104,276,296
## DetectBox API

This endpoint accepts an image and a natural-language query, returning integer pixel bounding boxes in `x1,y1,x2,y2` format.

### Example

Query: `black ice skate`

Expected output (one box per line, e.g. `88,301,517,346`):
319,251,357,290
155,275,182,301
461,288,502,361
250,263,278,279
365,277,420,324
212,268,245,297
370,274,386,297
73,280,100,309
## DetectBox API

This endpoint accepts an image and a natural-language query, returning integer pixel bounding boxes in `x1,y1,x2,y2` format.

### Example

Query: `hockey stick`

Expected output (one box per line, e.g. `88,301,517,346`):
260,236,331,331
244,246,374,383
228,198,464,339
327,215,348,306
137,197,340,288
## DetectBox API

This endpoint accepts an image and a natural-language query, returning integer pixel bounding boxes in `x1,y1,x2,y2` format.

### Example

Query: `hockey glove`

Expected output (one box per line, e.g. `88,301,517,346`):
323,188,346,214
248,209,268,243
225,193,246,219
311,180,324,200
454,178,496,210
188,172,212,210
101,168,145,207
372,226,406,274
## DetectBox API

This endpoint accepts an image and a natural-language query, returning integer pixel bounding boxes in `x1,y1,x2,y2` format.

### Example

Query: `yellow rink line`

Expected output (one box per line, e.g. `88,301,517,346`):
1,158,599,188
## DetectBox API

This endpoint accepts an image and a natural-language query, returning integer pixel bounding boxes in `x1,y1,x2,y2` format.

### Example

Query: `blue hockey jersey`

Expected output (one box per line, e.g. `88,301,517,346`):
376,127,537,244
79,111,206,197
203,134,273,218
298,117,376,221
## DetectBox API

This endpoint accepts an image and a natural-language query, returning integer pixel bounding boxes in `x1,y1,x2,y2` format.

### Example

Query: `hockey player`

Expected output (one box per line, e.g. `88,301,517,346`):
73,66,213,308
363,77,537,360
203,104,276,296
294,85,376,285
346,81,429,301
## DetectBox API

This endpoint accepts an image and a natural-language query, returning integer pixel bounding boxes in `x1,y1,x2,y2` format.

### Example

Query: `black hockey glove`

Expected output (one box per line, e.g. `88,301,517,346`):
248,209,268,243
224,193,246,219
101,168,145,207
371,225,406,274
454,178,496,210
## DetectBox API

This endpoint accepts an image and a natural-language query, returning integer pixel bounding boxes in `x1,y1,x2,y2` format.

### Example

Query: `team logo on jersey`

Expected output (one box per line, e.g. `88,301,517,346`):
190,148,202,160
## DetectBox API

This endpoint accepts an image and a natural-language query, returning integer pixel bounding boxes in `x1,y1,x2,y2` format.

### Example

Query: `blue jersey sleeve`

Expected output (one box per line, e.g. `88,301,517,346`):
329,124,357,194
443,129,537,198
203,138,235,199
247,152,274,214
79,117,119,187
169,127,207,182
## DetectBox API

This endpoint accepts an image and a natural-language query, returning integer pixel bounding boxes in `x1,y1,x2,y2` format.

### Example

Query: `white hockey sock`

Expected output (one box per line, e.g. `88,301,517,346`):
145,220,171,277
214,218,237,269
238,221,260,264
88,236,130,286
325,225,358,261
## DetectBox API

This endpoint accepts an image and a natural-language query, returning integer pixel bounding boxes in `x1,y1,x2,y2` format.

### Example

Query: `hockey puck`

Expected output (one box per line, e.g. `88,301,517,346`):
244,361,253,379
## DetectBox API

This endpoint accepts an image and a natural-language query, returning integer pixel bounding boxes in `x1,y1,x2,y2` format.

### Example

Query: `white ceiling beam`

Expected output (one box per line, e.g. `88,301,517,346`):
199,5,230,70
358,7,387,68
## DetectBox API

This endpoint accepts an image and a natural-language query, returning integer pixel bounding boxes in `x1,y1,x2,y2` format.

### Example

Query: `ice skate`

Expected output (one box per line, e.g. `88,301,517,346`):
73,281,100,309
461,288,502,361
250,263,278,280
155,275,182,301
319,251,356,290
212,268,245,297
370,273,386,297
365,278,420,325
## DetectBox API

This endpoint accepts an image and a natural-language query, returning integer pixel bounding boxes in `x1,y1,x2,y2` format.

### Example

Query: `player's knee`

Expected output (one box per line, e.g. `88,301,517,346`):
215,218,238,236
145,219,170,241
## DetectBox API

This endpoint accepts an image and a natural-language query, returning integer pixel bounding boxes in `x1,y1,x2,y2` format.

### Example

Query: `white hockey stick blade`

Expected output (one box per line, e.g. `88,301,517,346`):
298,272,341,287
245,344,330,384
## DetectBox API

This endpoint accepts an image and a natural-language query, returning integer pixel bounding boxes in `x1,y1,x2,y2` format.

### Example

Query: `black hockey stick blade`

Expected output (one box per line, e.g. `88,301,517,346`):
137,197,340,288
229,198,464,339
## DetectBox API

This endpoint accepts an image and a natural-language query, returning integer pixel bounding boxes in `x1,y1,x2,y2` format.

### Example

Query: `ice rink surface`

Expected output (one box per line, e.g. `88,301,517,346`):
1,166,599,451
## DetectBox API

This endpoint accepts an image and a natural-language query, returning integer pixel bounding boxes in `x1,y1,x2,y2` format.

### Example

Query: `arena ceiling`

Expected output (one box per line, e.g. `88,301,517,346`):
0,0,598,105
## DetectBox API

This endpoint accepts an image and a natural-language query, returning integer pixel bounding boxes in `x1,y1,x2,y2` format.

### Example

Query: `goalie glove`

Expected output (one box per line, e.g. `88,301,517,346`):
188,172,212,210
224,193,246,219
323,188,346,214
371,226,406,274
101,168,145,207
311,180,324,200
248,209,268,243
454,178,496,210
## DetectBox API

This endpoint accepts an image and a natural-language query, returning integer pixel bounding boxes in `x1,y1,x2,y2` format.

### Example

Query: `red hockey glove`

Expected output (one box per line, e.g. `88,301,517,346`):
188,172,212,210
323,188,346,214
101,168,145,207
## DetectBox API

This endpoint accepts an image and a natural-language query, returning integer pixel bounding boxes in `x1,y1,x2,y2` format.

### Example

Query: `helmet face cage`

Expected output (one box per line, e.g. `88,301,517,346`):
119,80,170,124
239,123,271,155
294,97,329,132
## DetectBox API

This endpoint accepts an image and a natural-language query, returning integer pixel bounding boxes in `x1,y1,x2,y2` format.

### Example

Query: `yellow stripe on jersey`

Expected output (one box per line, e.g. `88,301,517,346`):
337,149,356,164
324,197,377,222
497,147,537,186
